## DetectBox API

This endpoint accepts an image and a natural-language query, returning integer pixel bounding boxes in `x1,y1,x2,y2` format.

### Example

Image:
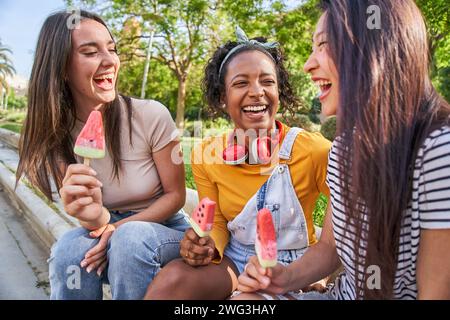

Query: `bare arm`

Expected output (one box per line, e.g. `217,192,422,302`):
238,203,341,294
112,140,186,228
416,228,450,299
284,203,341,291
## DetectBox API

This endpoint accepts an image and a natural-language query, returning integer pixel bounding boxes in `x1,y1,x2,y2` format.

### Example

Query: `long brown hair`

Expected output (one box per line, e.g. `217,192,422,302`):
16,10,133,201
320,0,450,299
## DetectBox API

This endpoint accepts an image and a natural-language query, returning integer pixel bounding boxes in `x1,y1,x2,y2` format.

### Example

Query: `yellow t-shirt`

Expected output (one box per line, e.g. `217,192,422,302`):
190,122,331,262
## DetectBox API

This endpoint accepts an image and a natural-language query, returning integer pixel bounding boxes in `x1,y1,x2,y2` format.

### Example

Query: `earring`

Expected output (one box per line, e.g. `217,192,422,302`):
221,104,226,109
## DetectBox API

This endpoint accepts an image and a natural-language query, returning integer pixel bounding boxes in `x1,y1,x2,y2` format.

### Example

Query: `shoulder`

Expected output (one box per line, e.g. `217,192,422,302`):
292,129,332,162
128,97,173,122
418,126,450,158
415,126,450,172
191,134,225,163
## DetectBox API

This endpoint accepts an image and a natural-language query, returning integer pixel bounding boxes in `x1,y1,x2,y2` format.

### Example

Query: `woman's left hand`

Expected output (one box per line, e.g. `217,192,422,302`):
80,224,116,276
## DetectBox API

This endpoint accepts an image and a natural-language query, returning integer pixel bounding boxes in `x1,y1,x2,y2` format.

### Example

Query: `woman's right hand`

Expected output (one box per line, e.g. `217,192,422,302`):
59,164,104,222
180,228,216,267
237,255,292,295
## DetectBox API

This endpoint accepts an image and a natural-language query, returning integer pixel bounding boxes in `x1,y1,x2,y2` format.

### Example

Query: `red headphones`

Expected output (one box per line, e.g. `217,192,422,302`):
222,121,282,165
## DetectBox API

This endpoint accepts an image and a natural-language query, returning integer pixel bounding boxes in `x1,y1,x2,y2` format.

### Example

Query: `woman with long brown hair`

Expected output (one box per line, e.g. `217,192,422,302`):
16,10,190,299
234,0,450,299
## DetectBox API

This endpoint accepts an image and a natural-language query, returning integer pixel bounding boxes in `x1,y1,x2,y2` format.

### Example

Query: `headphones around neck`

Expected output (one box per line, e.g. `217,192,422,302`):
222,121,283,165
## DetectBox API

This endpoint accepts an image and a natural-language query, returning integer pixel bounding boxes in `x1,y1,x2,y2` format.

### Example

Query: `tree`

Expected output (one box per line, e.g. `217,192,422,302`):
0,40,16,95
416,0,450,100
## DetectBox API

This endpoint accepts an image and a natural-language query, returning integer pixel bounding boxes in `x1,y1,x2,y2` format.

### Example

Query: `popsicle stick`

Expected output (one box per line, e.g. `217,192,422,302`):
84,157,91,167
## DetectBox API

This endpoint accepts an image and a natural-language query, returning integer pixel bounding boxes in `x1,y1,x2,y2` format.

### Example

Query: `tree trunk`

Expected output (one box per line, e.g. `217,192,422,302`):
140,30,155,99
175,77,187,130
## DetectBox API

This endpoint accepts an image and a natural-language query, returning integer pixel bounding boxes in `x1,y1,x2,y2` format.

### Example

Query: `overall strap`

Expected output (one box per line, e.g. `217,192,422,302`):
256,181,268,211
278,127,303,161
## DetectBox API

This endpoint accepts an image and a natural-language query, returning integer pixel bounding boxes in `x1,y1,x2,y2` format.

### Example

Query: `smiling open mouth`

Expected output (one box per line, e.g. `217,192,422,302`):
242,105,269,114
315,79,332,99
93,74,114,90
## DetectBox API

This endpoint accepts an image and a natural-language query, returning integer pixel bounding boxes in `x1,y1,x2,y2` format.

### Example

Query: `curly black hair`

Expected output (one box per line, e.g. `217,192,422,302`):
202,37,300,118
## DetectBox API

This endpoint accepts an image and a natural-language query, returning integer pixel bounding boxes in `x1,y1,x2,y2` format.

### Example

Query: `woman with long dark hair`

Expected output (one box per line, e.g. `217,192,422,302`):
235,0,450,299
17,10,190,299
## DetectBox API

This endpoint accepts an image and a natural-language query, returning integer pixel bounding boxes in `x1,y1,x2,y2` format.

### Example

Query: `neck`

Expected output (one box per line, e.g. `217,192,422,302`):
233,121,280,148
73,97,105,122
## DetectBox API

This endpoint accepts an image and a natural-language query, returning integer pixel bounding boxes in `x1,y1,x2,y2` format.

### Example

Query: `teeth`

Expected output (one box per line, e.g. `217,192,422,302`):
314,80,332,87
94,74,114,80
243,105,267,112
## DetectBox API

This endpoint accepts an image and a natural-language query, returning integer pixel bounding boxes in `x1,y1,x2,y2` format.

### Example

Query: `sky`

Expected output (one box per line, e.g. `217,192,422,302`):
0,0,66,79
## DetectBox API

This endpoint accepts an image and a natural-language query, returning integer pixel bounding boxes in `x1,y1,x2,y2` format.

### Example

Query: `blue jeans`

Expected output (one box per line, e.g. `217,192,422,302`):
48,210,190,300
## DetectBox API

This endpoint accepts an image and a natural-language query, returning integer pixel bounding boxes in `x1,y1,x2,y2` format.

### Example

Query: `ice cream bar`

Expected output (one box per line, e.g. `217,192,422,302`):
190,197,216,237
74,110,105,165
255,208,277,268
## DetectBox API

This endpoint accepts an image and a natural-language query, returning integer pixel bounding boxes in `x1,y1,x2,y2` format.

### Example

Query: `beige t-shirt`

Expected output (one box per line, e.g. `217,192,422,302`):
71,97,179,212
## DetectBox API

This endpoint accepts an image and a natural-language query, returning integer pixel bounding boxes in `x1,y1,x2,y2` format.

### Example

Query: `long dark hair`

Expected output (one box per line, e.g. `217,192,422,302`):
320,0,450,299
16,10,133,201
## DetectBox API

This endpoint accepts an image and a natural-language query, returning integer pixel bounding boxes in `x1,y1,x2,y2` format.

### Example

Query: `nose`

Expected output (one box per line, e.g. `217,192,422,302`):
101,49,116,68
303,51,319,74
248,81,264,98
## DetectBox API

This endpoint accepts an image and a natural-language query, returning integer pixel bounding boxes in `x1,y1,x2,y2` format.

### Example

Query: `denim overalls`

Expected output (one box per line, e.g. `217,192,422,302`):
223,127,310,274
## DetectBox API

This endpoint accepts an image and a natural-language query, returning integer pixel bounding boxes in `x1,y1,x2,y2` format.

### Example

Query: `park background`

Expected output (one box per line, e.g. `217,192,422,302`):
0,0,449,226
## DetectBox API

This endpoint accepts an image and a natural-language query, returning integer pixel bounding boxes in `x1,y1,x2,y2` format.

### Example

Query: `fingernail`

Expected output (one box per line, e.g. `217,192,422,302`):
98,181,103,187
97,269,102,276
87,267,92,273
90,170,97,176
80,261,87,268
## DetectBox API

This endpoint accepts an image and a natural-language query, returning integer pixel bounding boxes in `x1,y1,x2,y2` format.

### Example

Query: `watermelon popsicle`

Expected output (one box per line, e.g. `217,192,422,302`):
190,197,216,237
74,110,105,166
255,208,278,268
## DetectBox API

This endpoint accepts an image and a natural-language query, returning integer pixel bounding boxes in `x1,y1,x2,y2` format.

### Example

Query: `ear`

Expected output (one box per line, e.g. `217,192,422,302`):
219,95,228,112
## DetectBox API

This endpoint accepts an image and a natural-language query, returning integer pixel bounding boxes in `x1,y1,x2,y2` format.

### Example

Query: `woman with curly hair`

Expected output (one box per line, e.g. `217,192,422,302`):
144,27,332,300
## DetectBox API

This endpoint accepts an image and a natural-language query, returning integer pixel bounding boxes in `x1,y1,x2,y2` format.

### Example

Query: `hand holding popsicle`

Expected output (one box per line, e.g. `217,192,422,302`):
180,198,217,266
59,163,105,224
60,110,108,227
237,255,290,294
180,228,216,266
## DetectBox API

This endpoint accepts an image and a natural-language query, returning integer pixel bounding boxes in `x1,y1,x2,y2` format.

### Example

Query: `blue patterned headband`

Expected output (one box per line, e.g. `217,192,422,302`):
218,26,279,79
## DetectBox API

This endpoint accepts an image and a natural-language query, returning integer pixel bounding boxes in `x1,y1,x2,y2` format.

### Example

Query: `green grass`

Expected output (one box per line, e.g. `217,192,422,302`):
0,122,22,133
313,194,328,227
182,137,201,190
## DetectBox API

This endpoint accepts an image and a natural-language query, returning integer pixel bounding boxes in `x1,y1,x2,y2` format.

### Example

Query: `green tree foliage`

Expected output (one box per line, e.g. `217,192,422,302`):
67,0,449,124
416,0,450,101
0,39,16,93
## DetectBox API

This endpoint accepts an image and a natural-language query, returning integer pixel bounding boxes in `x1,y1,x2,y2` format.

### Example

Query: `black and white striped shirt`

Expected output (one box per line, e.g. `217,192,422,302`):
327,126,450,299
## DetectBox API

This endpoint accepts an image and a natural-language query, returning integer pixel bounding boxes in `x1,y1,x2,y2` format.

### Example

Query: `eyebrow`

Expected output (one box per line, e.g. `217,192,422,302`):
230,72,275,82
78,40,115,49
312,31,325,43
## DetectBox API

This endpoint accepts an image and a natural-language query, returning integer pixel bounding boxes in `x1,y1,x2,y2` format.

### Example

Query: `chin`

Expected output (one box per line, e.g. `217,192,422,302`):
322,104,337,117
97,92,117,104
